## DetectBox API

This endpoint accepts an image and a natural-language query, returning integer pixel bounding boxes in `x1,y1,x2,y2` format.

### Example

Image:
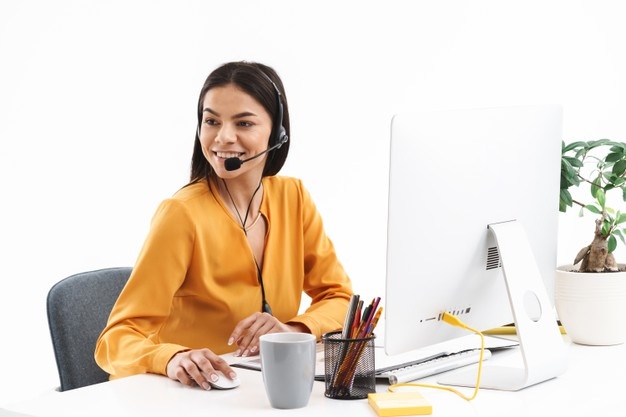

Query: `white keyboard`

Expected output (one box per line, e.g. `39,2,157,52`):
376,348,491,384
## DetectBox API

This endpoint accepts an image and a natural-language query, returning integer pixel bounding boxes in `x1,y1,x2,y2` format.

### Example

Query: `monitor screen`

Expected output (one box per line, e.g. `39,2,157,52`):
384,105,567,390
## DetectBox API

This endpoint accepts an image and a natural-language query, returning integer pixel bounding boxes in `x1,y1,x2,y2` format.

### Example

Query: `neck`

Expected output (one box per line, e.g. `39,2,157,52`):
218,177,263,208
216,177,264,230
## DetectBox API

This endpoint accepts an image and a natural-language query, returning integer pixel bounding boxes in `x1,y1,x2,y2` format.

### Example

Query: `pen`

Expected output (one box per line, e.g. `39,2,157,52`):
360,304,372,330
364,297,381,329
368,297,380,317
342,295,359,339
351,300,363,338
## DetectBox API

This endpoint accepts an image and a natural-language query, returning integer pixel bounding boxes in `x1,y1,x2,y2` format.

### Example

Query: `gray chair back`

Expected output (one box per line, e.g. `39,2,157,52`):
47,267,131,391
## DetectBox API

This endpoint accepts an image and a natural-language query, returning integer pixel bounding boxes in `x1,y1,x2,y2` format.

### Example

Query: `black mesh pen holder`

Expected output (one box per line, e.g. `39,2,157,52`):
322,330,376,399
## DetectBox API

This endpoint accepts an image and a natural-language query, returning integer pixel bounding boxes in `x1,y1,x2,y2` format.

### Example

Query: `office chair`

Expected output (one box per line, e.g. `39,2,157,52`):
46,267,132,391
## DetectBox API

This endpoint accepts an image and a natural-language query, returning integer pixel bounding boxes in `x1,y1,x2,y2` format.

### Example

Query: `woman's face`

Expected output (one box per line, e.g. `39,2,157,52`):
199,84,273,179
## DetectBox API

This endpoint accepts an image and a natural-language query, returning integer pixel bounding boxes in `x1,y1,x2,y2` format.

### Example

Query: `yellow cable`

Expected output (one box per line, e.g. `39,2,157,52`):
388,312,485,402
484,324,566,335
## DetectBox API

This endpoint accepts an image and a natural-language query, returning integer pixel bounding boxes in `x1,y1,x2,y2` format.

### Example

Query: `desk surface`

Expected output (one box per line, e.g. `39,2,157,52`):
4,337,625,417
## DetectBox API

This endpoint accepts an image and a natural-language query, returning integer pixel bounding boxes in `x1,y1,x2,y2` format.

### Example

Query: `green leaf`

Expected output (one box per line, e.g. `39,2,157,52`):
613,160,626,177
606,152,623,163
585,204,602,214
602,220,611,236
560,189,573,207
596,188,606,208
609,235,617,252
615,229,626,246
559,189,574,213
560,159,578,183
589,139,612,148
562,141,587,153
617,212,626,225
563,156,584,168
575,148,587,159
609,144,626,154
591,183,599,198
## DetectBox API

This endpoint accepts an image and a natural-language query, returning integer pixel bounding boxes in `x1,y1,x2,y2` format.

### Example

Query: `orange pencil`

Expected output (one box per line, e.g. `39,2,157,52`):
365,307,383,337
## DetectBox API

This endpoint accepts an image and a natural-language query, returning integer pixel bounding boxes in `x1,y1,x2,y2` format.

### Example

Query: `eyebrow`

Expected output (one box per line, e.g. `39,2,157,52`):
203,108,258,119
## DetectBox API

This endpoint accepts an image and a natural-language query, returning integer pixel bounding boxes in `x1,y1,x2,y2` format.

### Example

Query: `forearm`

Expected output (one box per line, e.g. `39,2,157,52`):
290,295,352,339
285,321,310,333
95,324,188,378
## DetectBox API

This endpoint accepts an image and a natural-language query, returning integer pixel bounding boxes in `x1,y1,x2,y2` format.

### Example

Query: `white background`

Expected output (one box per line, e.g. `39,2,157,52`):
2,0,625,406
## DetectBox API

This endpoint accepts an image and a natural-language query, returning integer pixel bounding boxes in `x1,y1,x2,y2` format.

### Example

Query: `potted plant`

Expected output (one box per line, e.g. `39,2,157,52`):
556,139,626,345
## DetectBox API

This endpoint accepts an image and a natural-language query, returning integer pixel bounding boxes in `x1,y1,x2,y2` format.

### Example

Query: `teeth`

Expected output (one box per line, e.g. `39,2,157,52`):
216,152,243,159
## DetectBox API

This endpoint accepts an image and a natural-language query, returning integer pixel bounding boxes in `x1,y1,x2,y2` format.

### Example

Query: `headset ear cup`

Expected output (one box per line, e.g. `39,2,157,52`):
278,126,288,146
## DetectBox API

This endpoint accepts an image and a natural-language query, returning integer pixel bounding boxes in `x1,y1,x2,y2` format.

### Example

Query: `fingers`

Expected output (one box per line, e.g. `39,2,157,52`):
166,349,238,390
169,359,197,387
228,314,258,347
230,312,284,357
212,357,239,381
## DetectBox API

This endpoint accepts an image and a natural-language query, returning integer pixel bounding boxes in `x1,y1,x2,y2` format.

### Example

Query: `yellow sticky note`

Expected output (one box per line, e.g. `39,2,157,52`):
368,391,432,416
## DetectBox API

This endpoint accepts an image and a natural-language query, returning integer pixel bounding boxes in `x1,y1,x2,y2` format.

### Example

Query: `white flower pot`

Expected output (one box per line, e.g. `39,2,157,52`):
555,265,626,345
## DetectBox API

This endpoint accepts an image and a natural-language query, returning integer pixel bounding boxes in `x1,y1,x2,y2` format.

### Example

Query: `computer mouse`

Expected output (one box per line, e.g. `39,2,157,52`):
208,371,241,390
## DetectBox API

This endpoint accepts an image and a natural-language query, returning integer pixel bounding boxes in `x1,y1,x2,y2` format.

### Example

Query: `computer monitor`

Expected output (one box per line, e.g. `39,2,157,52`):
384,105,568,391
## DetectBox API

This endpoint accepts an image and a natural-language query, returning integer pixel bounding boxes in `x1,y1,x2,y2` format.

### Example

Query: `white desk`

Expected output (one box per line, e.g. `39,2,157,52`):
4,337,625,417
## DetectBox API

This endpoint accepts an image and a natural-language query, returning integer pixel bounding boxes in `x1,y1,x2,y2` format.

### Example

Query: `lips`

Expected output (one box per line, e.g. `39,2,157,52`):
214,151,244,159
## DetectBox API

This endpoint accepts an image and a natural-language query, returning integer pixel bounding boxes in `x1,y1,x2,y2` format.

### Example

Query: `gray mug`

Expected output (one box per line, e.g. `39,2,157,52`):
259,332,317,409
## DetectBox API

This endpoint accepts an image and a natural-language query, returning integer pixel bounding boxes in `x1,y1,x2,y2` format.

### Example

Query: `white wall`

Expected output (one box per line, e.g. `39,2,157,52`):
1,0,625,405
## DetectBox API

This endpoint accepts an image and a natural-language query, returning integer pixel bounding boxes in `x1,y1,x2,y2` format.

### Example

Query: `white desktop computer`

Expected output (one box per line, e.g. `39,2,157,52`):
384,105,567,390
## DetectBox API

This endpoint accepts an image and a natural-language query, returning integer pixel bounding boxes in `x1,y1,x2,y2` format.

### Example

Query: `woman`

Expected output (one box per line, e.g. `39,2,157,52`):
95,61,353,390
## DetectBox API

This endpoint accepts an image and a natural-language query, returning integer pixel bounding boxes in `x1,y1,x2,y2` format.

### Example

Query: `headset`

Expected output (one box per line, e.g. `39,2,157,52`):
197,72,289,172
264,73,288,149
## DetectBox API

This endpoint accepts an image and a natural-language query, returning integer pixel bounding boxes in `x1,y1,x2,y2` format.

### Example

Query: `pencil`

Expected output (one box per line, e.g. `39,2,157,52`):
366,307,383,337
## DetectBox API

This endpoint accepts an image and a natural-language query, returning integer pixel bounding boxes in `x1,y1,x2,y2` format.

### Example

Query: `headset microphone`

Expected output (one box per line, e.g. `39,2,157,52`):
224,135,288,171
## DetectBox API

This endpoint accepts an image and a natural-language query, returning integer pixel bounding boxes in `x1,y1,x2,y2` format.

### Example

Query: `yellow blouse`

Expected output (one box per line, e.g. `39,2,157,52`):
95,176,353,378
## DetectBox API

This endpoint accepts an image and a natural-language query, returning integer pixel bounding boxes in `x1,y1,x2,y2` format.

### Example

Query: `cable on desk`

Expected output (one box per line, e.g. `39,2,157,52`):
387,312,485,402
483,321,566,335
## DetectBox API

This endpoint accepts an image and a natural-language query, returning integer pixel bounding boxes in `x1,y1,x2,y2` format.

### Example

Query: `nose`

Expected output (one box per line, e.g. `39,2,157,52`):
215,123,236,144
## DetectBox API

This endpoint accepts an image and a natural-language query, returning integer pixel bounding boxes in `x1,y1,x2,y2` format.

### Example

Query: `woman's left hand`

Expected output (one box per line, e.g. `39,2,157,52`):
228,312,309,357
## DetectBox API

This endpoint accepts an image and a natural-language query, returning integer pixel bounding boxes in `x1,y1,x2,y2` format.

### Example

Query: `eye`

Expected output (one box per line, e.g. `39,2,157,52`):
204,118,219,126
237,121,253,127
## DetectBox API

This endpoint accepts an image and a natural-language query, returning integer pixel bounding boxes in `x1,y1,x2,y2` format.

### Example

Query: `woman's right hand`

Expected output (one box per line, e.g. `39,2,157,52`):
166,348,237,390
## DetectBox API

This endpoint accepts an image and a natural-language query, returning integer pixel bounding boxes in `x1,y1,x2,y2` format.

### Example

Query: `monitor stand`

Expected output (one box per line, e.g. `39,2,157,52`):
438,220,568,391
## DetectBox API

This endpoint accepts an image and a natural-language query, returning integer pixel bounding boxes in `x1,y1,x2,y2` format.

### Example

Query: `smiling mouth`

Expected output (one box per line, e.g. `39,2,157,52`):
215,151,244,159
